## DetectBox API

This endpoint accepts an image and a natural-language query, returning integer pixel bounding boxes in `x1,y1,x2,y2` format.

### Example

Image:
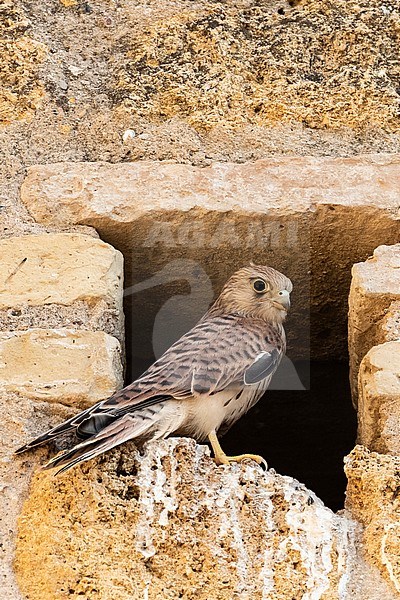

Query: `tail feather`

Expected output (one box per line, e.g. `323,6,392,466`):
43,413,158,474
16,394,182,474
15,394,172,455
15,403,101,454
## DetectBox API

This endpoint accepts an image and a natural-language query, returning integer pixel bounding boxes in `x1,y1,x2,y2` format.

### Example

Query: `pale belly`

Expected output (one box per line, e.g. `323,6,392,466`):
177,379,270,441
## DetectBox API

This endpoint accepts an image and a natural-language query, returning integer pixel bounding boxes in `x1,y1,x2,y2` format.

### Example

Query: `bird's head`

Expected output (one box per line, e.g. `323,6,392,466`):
214,264,293,324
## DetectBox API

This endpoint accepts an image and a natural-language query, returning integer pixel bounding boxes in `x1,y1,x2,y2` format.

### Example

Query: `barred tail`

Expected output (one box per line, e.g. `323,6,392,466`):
43,400,184,474
15,403,101,454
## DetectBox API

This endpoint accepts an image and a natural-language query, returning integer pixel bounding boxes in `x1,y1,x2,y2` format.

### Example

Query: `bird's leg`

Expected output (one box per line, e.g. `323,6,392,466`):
208,430,267,468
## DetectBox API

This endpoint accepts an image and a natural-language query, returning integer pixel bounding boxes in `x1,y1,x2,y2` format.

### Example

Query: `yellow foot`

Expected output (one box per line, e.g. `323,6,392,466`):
214,452,268,469
208,430,268,469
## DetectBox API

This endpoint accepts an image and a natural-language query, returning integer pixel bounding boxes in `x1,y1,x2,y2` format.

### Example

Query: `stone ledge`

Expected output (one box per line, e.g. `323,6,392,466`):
20,156,400,224
349,244,400,404
357,341,400,454
14,437,395,600
0,328,123,409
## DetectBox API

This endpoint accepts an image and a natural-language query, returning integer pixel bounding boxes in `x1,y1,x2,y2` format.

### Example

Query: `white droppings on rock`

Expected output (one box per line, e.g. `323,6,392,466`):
135,439,181,557
17,438,394,599
281,480,335,599
132,443,361,597
142,581,150,600
217,467,250,596
153,441,178,527
336,514,358,600
257,473,276,598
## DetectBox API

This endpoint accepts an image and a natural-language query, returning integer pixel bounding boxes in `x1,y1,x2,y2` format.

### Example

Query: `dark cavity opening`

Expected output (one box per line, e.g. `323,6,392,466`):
121,243,357,513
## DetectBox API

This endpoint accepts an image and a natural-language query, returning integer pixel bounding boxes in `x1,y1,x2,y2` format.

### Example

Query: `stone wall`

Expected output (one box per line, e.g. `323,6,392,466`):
3,169,399,599
2,0,400,598
0,232,124,599
349,244,400,404
2,0,400,255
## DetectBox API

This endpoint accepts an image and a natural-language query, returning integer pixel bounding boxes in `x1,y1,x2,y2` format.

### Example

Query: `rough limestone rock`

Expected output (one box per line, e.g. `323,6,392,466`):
1,323,124,598
0,233,125,599
0,329,123,409
349,244,400,404
20,156,400,362
2,0,400,154
357,342,400,455
2,0,400,263
1,331,123,600
3,385,124,599
0,0,46,125
345,445,400,597
1,395,75,600
378,301,400,344
14,437,394,600
111,0,400,134
0,233,124,344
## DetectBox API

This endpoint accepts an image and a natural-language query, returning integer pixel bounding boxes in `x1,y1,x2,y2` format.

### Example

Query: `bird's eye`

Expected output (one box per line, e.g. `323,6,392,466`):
253,279,267,293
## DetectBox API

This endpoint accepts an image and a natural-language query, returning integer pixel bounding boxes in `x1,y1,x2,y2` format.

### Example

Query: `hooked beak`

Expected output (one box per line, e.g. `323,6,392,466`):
272,290,291,312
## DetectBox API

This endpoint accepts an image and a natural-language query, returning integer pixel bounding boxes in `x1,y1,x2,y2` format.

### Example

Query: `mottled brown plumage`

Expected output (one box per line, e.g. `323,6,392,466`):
16,264,292,472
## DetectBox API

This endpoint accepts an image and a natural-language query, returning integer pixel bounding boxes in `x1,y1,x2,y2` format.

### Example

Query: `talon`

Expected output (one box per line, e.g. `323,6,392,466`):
208,430,267,469
221,453,268,469
214,453,230,466
214,453,268,469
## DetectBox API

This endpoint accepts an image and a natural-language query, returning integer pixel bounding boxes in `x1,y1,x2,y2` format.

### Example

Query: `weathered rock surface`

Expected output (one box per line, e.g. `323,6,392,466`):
378,301,400,344
1,333,123,600
112,0,400,134
20,156,400,363
357,342,400,455
345,445,400,596
0,233,124,343
0,0,46,125
0,232,123,308
14,437,394,600
1,394,74,600
2,0,400,257
3,391,123,599
349,244,400,404
0,329,123,409
0,232,125,600
3,0,400,140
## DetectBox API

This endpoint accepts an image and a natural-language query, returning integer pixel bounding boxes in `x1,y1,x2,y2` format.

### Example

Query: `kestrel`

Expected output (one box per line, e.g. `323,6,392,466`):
16,265,292,473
